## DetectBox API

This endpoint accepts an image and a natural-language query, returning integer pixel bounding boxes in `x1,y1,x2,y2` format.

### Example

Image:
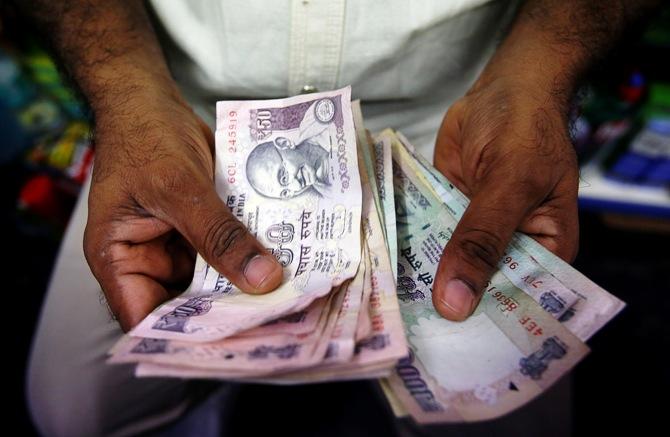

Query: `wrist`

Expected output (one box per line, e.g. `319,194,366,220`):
473,35,581,113
472,2,611,112
71,37,182,115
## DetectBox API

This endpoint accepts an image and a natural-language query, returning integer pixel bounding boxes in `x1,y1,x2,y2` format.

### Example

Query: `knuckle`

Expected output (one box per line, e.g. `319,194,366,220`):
82,225,95,259
203,216,248,259
456,228,504,271
83,225,123,282
517,172,550,199
149,167,193,196
83,224,105,273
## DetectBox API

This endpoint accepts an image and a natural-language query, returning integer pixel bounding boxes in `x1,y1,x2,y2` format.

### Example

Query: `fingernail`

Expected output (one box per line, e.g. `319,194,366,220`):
244,255,280,289
440,279,475,318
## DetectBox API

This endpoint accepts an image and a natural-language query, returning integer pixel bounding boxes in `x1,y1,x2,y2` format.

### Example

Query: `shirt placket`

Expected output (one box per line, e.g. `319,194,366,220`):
288,0,346,95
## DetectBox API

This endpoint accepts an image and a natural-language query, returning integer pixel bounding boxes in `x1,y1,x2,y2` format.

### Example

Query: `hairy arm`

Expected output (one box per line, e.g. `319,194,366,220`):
433,0,661,321
478,0,660,106
16,1,175,115
15,0,282,330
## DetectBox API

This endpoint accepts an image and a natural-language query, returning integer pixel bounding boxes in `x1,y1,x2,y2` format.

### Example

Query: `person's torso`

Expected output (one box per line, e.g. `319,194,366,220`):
150,0,518,156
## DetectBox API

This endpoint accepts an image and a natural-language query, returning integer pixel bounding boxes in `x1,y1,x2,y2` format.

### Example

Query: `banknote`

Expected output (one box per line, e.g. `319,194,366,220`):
133,248,394,383
131,87,362,342
371,129,398,280
109,297,330,358
352,116,408,371
384,151,590,422
503,234,626,341
392,131,625,341
313,252,365,365
357,107,385,239
135,360,392,383
355,244,374,342
110,287,345,375
236,295,329,338
379,378,409,417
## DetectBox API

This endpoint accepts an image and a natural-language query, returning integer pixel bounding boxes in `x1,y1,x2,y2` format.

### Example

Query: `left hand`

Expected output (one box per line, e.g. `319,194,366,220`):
432,74,580,321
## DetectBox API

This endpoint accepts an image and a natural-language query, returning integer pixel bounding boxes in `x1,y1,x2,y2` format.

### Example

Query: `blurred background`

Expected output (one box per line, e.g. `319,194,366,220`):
2,3,668,436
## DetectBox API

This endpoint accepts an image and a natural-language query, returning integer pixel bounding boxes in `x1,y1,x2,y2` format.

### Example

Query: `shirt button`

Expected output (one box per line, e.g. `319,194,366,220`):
301,85,318,94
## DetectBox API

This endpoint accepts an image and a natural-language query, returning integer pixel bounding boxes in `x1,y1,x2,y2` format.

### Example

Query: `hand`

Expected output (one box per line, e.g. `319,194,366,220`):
83,84,282,332
432,75,580,321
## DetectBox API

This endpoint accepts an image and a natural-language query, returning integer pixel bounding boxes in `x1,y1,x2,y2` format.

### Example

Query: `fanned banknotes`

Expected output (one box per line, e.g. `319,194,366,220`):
110,90,625,424
384,137,590,422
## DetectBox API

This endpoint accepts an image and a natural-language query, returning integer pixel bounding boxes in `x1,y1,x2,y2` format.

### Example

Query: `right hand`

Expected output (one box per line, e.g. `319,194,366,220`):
83,84,283,332
431,75,579,322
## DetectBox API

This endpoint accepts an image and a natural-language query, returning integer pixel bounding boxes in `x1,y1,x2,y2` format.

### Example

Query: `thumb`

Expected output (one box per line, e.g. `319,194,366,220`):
170,180,283,294
433,176,537,321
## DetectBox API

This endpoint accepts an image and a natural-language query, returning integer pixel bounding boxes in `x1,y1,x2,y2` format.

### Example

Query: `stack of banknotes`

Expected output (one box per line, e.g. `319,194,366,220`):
108,87,625,423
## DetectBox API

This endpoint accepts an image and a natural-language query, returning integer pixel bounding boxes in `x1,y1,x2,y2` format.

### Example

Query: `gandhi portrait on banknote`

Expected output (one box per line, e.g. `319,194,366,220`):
246,135,331,199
